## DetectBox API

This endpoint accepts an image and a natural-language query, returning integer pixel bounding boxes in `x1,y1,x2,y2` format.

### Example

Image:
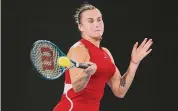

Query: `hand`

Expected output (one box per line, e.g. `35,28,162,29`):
83,61,97,75
131,38,153,64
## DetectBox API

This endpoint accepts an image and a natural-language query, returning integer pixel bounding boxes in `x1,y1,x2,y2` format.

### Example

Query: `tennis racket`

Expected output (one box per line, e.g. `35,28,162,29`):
30,40,90,80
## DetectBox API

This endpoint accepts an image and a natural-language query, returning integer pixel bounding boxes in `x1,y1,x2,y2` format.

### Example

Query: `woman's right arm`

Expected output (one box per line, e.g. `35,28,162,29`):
67,43,97,93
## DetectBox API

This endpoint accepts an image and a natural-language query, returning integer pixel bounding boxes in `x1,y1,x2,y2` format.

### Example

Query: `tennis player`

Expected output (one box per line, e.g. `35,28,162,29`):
53,3,153,111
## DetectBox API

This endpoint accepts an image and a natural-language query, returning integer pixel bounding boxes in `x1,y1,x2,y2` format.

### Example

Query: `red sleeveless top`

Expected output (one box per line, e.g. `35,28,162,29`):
53,38,116,111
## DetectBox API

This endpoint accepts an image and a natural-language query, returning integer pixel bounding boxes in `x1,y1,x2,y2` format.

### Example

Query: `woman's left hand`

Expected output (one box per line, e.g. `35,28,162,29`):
131,38,153,64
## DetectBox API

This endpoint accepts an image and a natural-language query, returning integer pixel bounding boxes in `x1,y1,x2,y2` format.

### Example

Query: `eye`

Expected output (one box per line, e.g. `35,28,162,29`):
97,18,102,22
88,19,94,23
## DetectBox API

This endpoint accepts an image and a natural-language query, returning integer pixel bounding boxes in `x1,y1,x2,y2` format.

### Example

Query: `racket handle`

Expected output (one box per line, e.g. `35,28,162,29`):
76,63,90,69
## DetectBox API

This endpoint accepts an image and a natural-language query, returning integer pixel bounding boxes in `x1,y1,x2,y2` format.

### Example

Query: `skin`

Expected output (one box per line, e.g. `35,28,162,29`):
67,8,153,98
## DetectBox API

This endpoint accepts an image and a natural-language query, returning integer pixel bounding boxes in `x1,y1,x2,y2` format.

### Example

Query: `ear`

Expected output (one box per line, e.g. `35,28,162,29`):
78,24,84,32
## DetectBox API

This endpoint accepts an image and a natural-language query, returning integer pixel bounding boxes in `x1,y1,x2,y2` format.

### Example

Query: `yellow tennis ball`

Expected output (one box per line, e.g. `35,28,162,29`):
57,56,71,67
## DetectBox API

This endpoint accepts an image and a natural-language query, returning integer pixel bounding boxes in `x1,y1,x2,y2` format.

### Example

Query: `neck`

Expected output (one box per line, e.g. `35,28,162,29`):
82,36,101,48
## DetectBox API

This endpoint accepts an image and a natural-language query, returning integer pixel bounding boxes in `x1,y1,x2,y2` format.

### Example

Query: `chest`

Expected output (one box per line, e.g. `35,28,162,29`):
89,48,116,81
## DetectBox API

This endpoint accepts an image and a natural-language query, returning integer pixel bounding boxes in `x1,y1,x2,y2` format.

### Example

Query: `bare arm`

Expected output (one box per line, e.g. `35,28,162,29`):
67,42,97,93
107,58,139,98
103,38,153,98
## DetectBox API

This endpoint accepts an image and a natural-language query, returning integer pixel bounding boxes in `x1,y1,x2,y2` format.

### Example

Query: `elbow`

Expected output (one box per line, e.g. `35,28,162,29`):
114,91,126,98
117,93,125,98
115,93,125,98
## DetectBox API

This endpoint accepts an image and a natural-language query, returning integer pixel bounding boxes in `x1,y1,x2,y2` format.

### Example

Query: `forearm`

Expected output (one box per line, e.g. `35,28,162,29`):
72,71,91,92
119,61,139,96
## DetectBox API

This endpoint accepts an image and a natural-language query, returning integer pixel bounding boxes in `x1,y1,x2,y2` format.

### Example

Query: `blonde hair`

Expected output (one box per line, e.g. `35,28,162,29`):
74,3,96,24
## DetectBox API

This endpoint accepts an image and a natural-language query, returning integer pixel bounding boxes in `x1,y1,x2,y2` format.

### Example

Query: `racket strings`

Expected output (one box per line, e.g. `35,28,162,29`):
33,42,63,79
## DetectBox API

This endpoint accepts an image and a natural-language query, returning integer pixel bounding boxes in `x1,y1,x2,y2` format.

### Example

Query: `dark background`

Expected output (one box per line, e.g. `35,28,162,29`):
2,0,178,111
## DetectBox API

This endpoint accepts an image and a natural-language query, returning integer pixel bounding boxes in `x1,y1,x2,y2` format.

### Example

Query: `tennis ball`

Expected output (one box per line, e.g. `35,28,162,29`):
57,56,71,67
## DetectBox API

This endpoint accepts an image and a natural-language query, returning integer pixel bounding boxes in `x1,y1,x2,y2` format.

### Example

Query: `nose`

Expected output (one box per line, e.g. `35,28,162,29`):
94,21,100,28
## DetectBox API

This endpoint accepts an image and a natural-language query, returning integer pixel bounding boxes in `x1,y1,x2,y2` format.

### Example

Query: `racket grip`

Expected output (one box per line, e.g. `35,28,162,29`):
76,63,90,69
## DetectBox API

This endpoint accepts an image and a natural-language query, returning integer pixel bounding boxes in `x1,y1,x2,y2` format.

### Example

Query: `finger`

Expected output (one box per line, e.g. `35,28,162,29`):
91,65,97,73
134,42,138,48
93,64,97,70
85,61,94,65
85,65,96,74
143,39,153,51
145,49,152,56
90,66,95,73
132,42,138,53
138,38,148,48
84,66,92,72
89,63,96,69
90,64,96,70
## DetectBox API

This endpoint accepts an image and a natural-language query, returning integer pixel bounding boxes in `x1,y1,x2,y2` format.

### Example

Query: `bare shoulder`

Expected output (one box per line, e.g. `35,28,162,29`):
102,47,112,56
102,47,115,63
67,41,90,62
69,41,87,54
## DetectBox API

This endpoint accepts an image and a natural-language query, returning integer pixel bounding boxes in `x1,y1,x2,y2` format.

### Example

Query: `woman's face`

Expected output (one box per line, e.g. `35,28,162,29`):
79,8,104,40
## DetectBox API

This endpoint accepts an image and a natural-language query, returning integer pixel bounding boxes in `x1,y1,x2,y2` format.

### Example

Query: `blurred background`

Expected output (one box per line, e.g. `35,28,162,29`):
2,0,178,111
